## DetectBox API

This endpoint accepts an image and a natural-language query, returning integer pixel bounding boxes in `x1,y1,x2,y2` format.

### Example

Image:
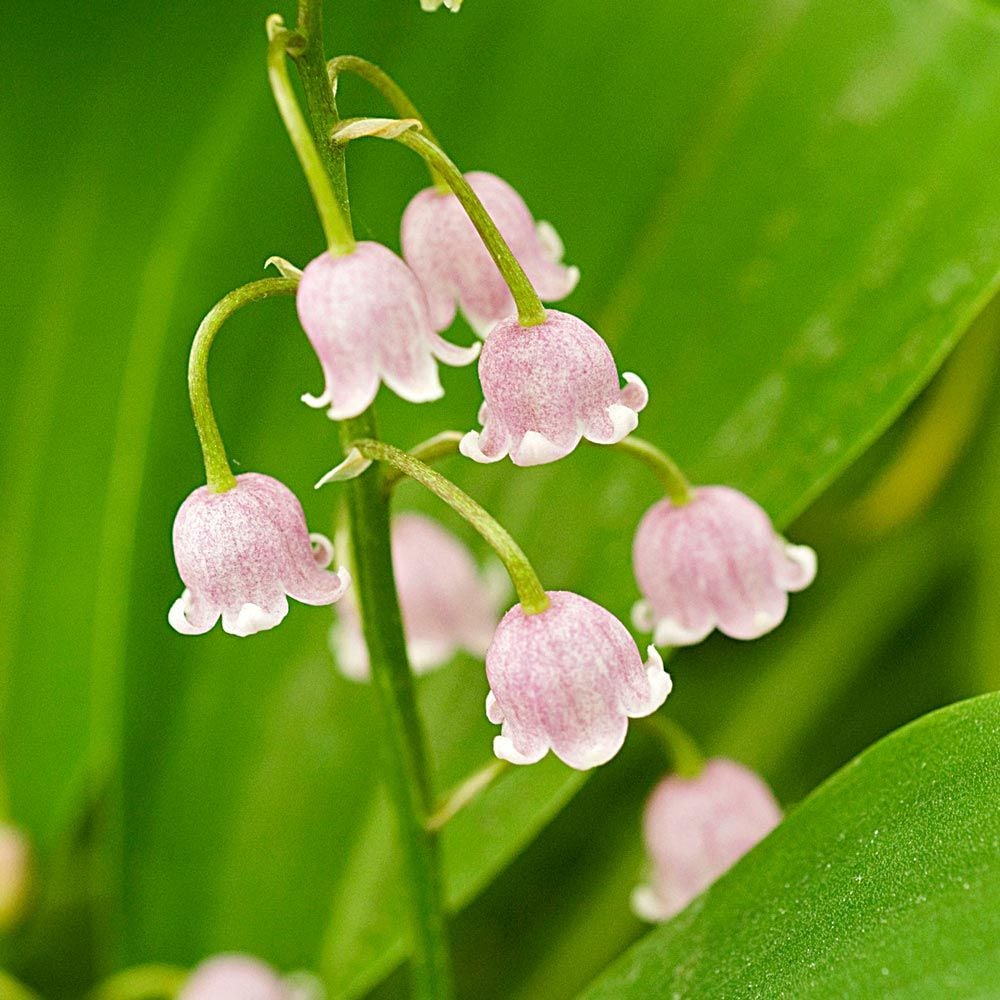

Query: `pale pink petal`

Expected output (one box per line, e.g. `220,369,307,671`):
180,955,291,1000
170,473,350,637
634,759,782,922
401,172,579,337
466,310,646,467
0,824,31,930
485,591,672,770
632,487,816,646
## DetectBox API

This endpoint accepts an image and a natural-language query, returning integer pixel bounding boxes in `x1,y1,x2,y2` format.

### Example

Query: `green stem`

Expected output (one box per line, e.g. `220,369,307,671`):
383,431,464,490
290,5,452,998
188,277,298,493
88,965,188,1000
643,715,704,779
334,122,546,327
267,16,354,255
327,56,448,190
349,438,549,614
612,435,693,506
427,759,511,832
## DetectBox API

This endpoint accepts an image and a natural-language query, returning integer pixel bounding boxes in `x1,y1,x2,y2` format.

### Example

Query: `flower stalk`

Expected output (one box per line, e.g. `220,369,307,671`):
643,714,704,779
427,759,511,832
188,277,298,493
332,119,547,327
612,435,692,506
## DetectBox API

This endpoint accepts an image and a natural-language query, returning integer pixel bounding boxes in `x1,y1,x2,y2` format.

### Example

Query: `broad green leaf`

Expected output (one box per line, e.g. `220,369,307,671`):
581,693,1000,999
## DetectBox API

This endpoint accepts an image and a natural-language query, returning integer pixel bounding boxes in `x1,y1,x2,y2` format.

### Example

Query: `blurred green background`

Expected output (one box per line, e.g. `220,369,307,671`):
2,0,999,997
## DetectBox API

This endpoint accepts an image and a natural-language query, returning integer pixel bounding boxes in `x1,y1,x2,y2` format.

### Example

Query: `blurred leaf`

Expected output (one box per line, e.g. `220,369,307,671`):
581,693,1000,999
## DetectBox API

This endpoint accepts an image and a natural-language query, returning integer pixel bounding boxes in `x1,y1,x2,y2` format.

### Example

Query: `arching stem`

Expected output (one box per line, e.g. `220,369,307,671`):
612,436,693,506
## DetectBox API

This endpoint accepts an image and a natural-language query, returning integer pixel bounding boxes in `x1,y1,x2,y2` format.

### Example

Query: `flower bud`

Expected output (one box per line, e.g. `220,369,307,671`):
179,955,291,1000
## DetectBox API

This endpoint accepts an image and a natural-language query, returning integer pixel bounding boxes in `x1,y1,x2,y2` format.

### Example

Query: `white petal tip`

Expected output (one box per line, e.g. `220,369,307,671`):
493,734,543,766
301,390,330,410
168,593,214,635
632,599,655,632
459,430,505,464
511,430,568,467
783,542,818,590
653,617,714,648
485,690,504,724
225,600,288,637
309,532,335,567
315,449,373,488
631,885,672,923
621,371,650,412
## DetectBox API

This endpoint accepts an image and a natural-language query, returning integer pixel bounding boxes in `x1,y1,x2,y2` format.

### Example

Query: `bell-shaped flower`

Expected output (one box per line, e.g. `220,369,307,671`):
296,241,479,420
333,512,504,680
485,591,671,770
169,473,350,637
401,171,579,337
460,310,648,467
180,955,291,1000
632,486,816,647
632,758,782,922
0,823,31,931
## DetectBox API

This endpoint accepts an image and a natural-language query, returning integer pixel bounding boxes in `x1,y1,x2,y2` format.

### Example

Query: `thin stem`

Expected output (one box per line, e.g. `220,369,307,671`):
612,435,693,506
334,122,546,327
266,16,354,255
291,5,452,997
427,760,511,832
350,438,550,615
87,965,188,1000
383,431,464,490
188,278,298,493
327,56,447,190
643,714,704,779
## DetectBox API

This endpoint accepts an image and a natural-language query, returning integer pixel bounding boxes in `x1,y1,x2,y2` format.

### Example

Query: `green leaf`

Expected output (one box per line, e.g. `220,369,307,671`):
581,693,1000,998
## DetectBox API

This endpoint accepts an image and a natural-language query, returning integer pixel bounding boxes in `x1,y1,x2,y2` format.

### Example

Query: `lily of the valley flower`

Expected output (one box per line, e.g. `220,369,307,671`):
169,473,350,637
632,487,816,647
632,758,782,922
0,824,31,931
333,512,503,680
485,591,671,770
180,955,291,1000
460,310,648,467
402,172,579,337
420,0,462,10
296,242,479,420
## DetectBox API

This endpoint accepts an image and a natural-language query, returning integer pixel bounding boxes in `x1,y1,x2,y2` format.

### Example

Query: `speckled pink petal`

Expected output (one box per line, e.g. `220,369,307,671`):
179,954,291,1000
296,242,478,420
485,591,671,770
169,473,350,638
332,513,502,680
632,759,782,921
460,310,647,467
401,171,579,336
632,486,816,646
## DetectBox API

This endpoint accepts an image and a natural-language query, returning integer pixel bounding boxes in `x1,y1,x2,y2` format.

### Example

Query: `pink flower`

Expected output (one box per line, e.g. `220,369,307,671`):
180,955,290,1000
295,241,479,420
632,487,816,646
333,512,504,680
485,591,671,770
632,758,782,921
169,473,350,637
401,172,579,337
0,824,31,931
460,310,648,466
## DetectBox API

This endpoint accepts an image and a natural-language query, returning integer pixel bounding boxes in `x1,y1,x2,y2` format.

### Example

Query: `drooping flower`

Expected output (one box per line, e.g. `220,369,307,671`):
485,591,671,770
0,824,31,931
179,955,291,1000
401,172,579,337
420,0,462,11
632,486,816,647
296,241,479,420
632,758,782,922
333,512,503,680
169,473,350,637
460,310,648,467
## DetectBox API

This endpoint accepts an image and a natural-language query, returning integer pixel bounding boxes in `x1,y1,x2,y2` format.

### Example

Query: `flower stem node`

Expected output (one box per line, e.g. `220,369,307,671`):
333,513,503,680
632,759,782,922
169,473,350,637
461,310,648,466
402,172,579,337
296,242,479,420
631,486,817,646
485,591,672,771
180,954,293,1000
0,823,32,932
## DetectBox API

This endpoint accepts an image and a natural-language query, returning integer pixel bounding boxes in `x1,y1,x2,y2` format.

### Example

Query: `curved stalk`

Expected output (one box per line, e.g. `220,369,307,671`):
334,438,549,615
611,435,693,506
333,120,546,327
187,277,298,492
642,714,704,779
383,431,464,490
290,4,453,998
